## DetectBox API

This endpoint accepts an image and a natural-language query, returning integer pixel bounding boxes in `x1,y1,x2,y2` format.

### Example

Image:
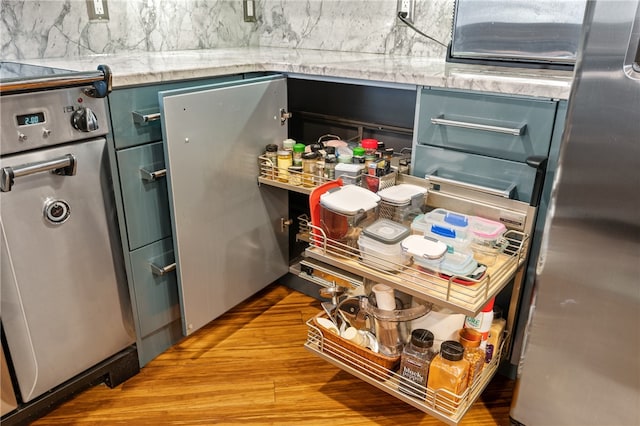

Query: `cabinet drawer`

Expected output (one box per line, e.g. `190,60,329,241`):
417,88,557,162
129,238,179,338
117,142,172,250
412,144,536,203
109,76,238,149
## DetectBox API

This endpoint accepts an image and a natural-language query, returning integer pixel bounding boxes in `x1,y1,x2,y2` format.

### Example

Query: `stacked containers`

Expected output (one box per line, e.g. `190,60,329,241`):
377,184,428,226
358,219,411,271
468,216,507,266
318,185,380,247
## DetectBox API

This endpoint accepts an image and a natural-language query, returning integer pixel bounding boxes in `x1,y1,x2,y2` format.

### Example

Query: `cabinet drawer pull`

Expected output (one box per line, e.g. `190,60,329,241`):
132,110,161,124
150,261,176,276
430,114,526,136
426,168,516,199
140,167,166,182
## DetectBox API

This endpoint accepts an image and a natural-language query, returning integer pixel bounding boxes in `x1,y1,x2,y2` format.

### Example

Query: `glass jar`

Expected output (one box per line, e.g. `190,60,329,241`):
264,143,279,179
276,150,292,182
352,146,366,165
399,329,436,399
301,151,318,187
426,340,470,408
324,154,336,180
288,166,303,186
292,143,305,167
361,139,378,168
458,328,485,387
282,138,295,152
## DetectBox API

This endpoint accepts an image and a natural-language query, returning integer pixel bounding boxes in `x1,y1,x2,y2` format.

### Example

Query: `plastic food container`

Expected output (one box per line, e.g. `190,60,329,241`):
377,184,428,226
335,163,364,185
401,234,448,271
468,216,507,266
358,219,411,271
419,208,471,253
319,184,380,244
439,248,478,277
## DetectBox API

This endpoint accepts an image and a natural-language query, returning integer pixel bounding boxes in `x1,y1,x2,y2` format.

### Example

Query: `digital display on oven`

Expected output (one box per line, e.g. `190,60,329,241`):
16,112,45,126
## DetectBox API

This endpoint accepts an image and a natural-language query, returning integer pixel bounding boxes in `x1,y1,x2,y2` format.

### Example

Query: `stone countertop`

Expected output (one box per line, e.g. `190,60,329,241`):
21,47,574,99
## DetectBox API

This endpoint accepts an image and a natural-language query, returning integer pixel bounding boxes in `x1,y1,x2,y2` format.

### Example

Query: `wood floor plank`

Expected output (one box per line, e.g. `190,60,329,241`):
31,284,514,426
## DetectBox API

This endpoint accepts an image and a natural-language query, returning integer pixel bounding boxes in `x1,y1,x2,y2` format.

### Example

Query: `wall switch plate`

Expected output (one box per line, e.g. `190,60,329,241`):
243,0,257,23
397,0,415,24
86,0,109,22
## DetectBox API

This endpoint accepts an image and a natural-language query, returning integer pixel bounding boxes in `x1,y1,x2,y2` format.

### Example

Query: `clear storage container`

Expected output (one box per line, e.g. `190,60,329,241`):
401,235,448,271
319,185,380,245
468,216,507,265
358,219,410,271
335,163,364,185
377,184,428,226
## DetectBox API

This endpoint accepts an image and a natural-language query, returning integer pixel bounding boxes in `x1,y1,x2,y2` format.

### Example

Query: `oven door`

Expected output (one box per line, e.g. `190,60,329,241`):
0,138,135,403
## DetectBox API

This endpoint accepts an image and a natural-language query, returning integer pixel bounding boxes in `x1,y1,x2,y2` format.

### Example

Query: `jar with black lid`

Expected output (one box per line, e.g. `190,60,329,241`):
427,340,470,407
398,329,436,399
264,143,279,179
301,151,318,187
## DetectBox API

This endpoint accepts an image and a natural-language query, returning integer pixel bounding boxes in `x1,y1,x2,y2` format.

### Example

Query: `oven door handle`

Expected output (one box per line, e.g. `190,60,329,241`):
0,154,76,192
140,167,167,182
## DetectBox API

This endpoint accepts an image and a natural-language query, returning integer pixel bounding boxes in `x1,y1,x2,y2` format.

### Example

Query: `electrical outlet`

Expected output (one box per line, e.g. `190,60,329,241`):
86,0,109,22
243,0,257,23
397,0,415,24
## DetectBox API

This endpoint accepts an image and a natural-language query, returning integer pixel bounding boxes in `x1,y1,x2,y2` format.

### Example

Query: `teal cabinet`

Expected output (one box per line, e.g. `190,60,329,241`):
117,142,171,250
107,75,245,367
412,87,562,203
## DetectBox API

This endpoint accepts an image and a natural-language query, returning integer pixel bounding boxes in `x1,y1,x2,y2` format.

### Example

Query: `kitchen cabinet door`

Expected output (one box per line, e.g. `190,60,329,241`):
159,75,290,335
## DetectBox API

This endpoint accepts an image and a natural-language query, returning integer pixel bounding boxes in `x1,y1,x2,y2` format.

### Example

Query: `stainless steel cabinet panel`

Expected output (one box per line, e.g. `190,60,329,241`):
129,238,180,337
412,144,536,202
159,75,290,335
417,88,557,162
109,76,237,149
116,142,172,250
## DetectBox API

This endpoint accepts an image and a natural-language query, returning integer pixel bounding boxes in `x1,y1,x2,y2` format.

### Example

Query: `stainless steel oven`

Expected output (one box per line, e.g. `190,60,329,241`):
0,63,138,424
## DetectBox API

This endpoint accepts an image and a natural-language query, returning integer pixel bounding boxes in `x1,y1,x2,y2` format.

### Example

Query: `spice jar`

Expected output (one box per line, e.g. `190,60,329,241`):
361,139,378,168
264,143,279,179
324,154,336,180
288,166,303,186
427,340,470,408
276,150,292,182
352,146,366,165
282,138,295,152
399,329,436,399
301,152,318,187
293,143,305,167
458,328,485,387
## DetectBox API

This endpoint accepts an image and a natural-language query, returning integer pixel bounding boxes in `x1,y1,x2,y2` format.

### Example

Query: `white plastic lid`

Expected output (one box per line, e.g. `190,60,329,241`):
319,184,380,215
401,235,448,260
362,219,410,244
378,184,428,205
335,163,364,173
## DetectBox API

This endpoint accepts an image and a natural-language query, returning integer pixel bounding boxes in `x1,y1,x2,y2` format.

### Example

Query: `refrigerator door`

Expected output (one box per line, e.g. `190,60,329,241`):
510,1,640,425
159,76,290,336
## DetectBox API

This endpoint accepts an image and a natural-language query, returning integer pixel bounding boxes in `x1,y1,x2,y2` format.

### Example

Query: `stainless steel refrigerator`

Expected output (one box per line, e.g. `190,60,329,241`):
510,1,640,425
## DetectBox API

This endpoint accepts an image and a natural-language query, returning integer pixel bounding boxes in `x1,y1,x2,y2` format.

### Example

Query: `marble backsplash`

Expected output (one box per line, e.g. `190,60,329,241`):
1,0,454,60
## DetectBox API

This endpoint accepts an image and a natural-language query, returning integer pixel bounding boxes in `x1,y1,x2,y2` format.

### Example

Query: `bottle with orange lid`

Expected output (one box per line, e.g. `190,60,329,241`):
458,328,485,386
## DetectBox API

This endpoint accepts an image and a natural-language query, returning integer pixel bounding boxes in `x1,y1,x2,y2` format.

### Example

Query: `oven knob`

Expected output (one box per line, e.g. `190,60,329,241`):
42,128,52,138
18,132,28,142
71,107,99,132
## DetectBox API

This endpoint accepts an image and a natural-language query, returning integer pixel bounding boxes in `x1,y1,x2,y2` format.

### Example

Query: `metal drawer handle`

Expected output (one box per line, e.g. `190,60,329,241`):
426,168,516,199
430,114,526,136
140,167,167,182
150,261,176,276
132,110,161,124
1,154,76,192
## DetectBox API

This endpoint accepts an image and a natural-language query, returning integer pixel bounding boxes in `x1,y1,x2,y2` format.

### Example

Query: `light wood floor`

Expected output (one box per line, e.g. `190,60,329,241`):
33,284,514,426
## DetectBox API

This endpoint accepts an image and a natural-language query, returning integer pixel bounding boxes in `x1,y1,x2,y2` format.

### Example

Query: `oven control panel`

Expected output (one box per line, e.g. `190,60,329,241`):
0,86,109,156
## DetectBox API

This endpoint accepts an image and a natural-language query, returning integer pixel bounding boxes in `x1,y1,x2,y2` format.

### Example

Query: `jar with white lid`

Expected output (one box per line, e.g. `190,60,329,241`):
377,184,428,226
